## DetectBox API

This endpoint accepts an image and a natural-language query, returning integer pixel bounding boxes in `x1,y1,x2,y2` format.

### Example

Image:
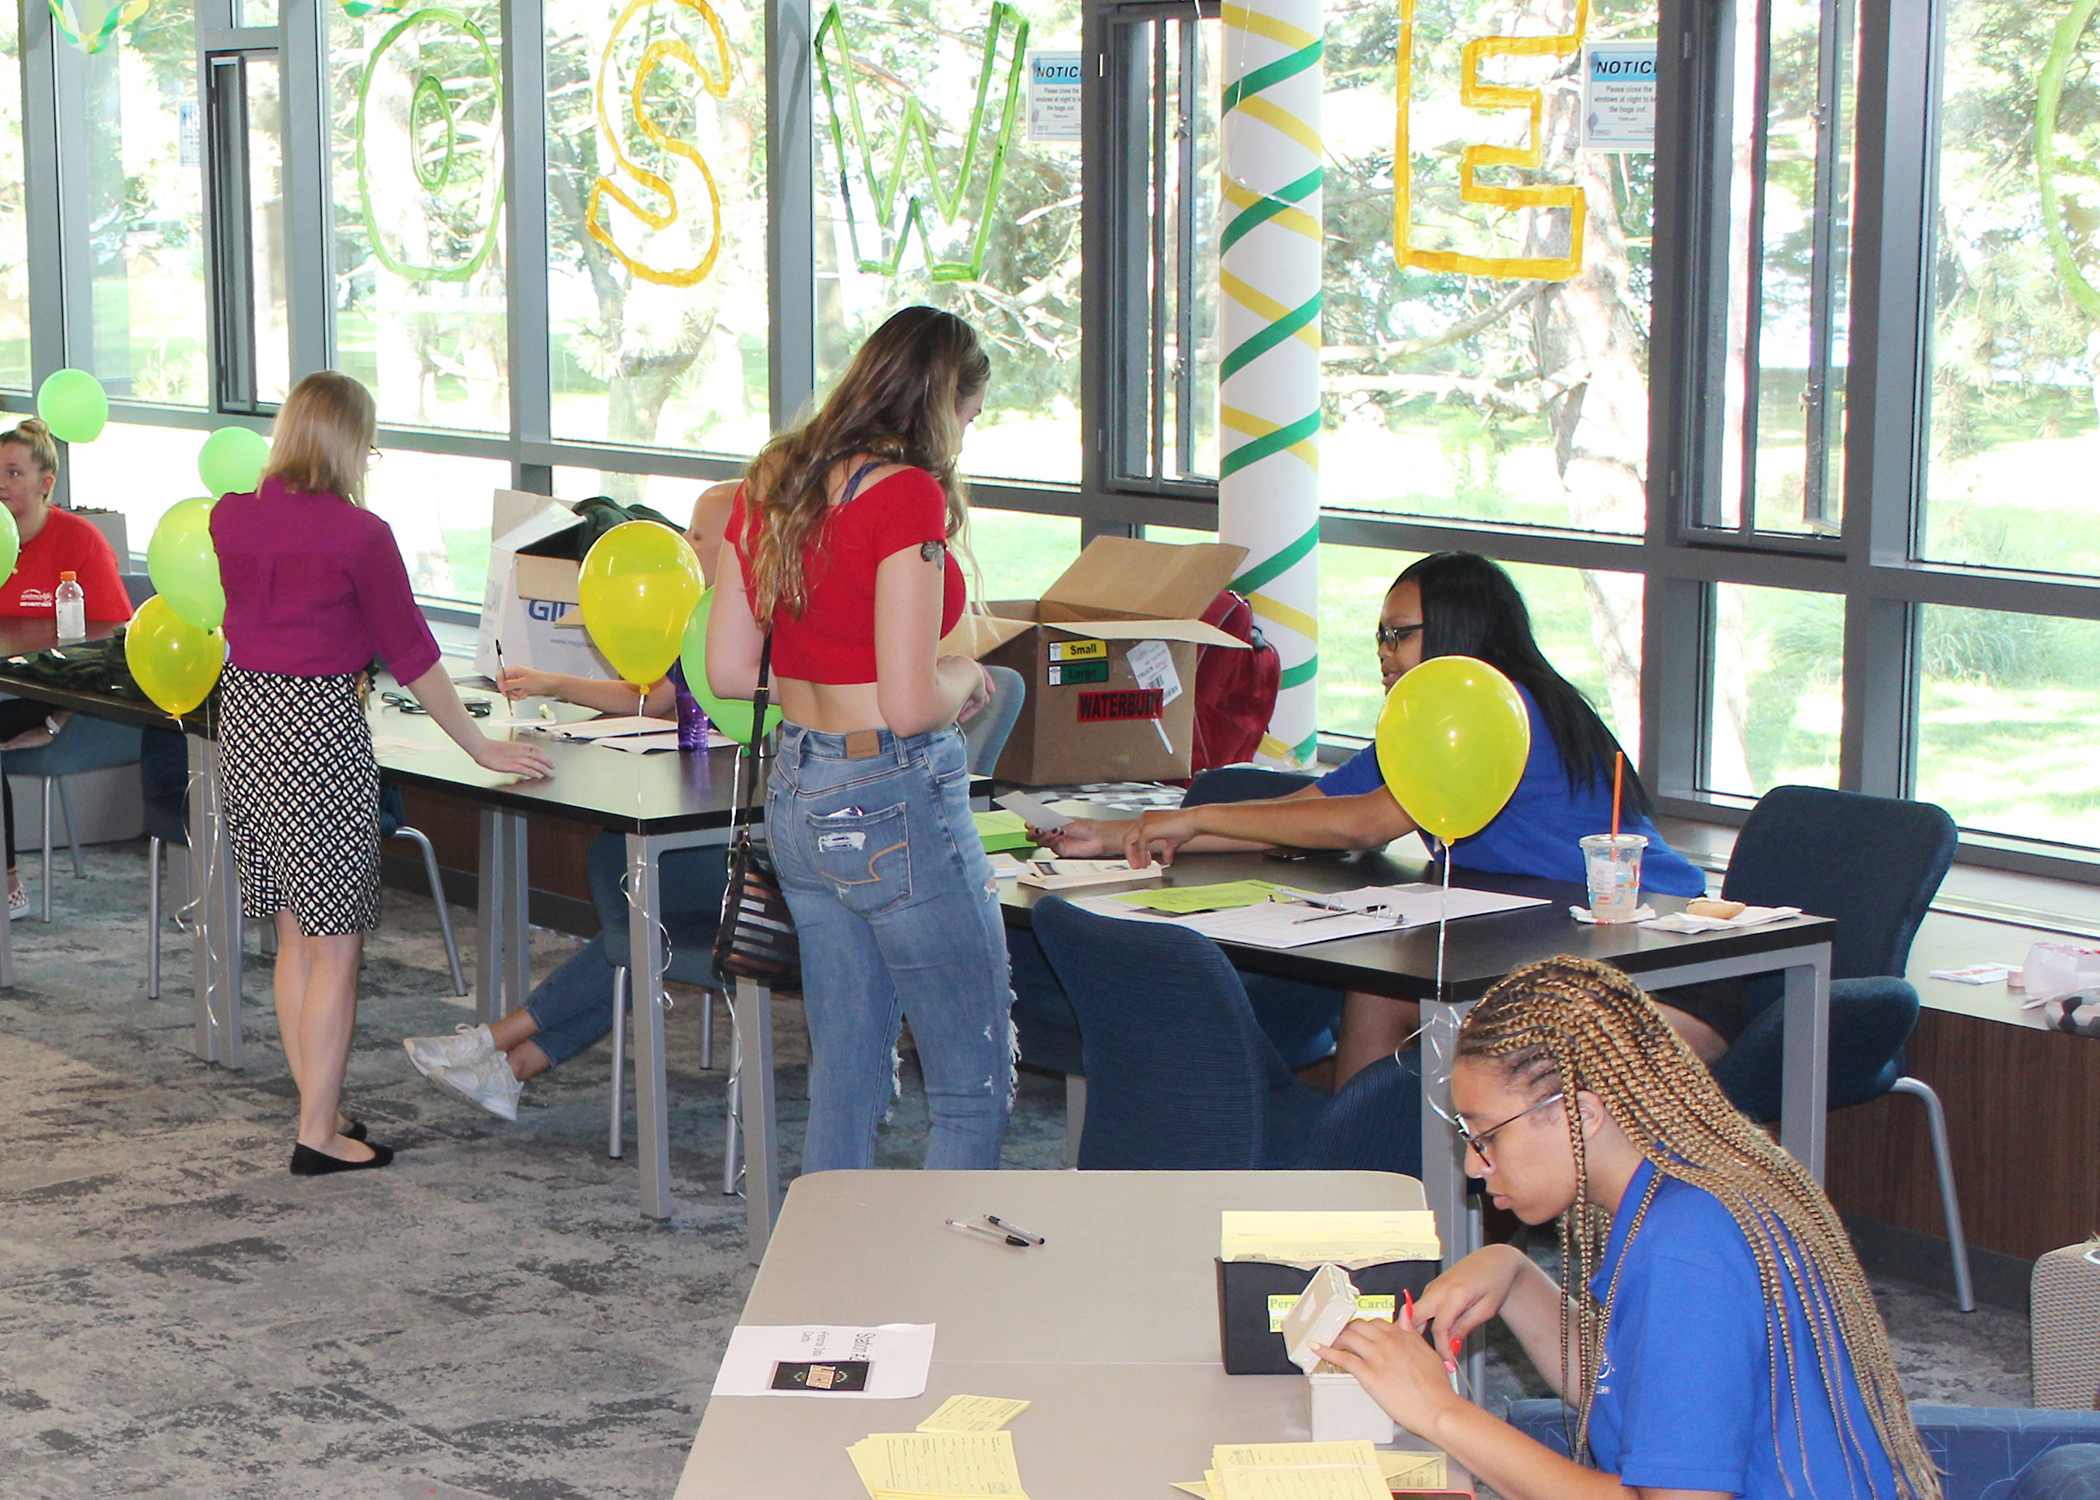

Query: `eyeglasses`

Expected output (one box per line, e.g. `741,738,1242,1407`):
1375,623,1425,650
1454,1091,1565,1169
381,690,489,717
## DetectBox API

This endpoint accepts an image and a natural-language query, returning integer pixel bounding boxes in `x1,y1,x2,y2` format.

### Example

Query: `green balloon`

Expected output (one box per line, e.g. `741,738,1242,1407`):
198,426,270,499
36,369,108,445
147,496,226,631
682,588,781,745
0,503,19,583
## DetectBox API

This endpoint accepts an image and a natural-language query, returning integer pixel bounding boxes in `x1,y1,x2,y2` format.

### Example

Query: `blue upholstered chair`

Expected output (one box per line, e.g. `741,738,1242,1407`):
960,665,1025,778
1705,785,1970,1308
1030,895,1419,1175
6,711,143,921
1505,1399,2100,1500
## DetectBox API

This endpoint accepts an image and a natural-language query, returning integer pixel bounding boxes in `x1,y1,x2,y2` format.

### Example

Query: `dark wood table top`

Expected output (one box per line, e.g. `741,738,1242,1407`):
1000,846,1838,1001
0,617,183,730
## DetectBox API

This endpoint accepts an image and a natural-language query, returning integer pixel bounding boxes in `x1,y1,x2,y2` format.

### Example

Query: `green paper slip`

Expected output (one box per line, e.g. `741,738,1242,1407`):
974,810,1037,854
1113,880,1287,914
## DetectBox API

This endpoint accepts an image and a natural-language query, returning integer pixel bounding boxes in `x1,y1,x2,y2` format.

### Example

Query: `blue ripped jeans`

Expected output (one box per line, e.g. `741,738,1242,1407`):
768,723,1012,1172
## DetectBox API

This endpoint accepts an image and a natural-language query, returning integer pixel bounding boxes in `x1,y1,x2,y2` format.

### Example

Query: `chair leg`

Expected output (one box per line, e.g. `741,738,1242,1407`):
609,965,628,1160
56,775,82,880
39,779,51,922
1065,1075,1087,1169
396,827,467,996
700,987,715,1070
1891,1076,1976,1313
146,837,161,1001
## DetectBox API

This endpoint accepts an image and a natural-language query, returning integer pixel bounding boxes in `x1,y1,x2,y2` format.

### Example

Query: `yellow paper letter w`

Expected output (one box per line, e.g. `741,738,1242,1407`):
587,0,733,288
1393,0,1589,282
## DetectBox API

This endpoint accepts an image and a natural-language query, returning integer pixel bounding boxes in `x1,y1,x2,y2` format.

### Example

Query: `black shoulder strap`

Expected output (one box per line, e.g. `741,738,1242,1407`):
736,631,774,826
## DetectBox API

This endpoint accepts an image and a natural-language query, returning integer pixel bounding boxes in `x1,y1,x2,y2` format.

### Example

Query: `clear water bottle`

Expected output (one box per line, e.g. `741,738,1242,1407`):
54,571,85,642
672,660,709,751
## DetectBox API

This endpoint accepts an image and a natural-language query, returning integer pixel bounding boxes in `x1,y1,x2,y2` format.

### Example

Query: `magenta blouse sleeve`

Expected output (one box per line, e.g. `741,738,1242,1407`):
354,516,442,683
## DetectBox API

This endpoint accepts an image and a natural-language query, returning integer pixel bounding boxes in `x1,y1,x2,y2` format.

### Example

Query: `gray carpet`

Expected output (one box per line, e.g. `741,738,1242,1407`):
0,843,2034,1497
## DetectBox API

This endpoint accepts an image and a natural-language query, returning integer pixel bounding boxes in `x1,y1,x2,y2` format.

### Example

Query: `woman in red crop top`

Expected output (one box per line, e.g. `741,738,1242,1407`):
708,306,1013,1173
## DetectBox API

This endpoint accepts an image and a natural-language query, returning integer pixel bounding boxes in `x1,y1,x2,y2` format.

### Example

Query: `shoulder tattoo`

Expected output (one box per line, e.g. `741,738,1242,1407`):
920,540,944,562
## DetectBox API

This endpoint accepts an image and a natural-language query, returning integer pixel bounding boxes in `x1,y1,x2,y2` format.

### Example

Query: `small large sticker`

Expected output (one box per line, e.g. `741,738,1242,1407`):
1047,660,1110,686
816,831,867,852
1048,638,1107,662
1076,688,1165,723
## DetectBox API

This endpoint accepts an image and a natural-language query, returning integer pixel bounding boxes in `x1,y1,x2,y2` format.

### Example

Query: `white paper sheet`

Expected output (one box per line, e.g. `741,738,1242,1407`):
1071,883,1547,949
992,790,1073,830
548,715,678,741
711,1323,935,1400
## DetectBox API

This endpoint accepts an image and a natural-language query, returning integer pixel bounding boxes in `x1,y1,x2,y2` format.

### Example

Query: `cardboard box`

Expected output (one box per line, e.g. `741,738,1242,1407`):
1306,1371,1397,1444
1215,1258,1440,1375
941,537,1249,784
474,489,617,684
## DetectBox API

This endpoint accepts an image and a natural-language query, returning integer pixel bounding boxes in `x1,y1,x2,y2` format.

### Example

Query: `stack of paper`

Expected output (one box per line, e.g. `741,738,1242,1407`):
916,1395,1031,1432
974,810,1038,856
846,1430,1031,1499
1221,1211,1442,1269
1015,859,1164,891
1171,1449,1450,1498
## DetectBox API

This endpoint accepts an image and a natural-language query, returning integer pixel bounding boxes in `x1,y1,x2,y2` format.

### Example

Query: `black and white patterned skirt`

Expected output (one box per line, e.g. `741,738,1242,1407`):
218,665,381,936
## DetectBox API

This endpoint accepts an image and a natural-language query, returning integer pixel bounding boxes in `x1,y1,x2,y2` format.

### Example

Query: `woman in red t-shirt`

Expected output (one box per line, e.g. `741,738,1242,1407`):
707,307,1010,1172
0,417,131,917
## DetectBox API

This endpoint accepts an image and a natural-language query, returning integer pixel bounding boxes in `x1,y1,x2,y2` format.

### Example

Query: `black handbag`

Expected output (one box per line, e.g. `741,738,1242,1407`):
713,633,800,987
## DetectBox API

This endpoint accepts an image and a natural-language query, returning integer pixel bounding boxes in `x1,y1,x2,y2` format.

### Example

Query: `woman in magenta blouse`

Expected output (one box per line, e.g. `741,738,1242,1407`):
210,372,552,1176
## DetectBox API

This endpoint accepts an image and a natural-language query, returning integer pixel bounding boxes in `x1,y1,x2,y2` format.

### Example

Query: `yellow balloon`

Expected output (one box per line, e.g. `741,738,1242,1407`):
1374,655,1531,841
126,595,225,718
576,520,704,686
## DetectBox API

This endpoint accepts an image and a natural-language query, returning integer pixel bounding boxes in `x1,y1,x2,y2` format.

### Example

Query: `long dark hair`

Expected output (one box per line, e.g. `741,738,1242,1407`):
744,306,990,618
1396,552,1649,813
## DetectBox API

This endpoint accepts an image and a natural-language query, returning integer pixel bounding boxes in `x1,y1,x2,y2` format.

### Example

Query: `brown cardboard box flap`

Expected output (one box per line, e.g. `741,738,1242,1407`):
939,611,1036,658
515,553,583,605
1044,618,1246,649
1041,536,1248,620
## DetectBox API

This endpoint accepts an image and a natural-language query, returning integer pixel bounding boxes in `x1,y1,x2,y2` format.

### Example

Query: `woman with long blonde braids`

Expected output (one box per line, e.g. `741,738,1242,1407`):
1317,956,1940,1500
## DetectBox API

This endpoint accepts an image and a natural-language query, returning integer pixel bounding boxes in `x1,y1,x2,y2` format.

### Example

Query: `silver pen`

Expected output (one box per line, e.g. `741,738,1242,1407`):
984,1214,1044,1245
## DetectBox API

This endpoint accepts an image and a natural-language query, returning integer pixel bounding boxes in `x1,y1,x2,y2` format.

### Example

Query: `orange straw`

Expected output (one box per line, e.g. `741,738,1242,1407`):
1611,751,1624,841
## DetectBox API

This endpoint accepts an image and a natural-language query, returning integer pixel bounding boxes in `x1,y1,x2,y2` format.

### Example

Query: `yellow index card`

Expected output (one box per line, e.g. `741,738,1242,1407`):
848,1429,1030,1498
1213,1464,1391,1500
1219,1210,1442,1267
917,1395,1032,1433
1213,1441,1383,1470
1168,1483,1215,1500
1382,1451,1449,1488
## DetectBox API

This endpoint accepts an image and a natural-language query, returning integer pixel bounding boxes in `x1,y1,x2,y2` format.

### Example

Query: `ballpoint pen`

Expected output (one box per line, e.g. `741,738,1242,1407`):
983,1214,1044,1245
946,1218,1029,1248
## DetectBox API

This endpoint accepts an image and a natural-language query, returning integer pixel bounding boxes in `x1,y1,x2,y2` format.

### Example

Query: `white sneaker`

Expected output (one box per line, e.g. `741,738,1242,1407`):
7,886,27,921
428,1058,522,1122
403,1023,497,1079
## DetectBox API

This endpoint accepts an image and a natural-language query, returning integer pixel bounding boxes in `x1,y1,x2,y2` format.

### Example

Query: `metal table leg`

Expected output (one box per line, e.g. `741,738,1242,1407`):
733,975,778,1256
187,733,243,1067
627,832,674,1219
1778,949,1833,1180
1418,997,1473,1265
474,806,529,1024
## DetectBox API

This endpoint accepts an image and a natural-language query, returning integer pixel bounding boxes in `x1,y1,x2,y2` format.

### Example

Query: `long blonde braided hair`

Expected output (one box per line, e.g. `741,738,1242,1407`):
1457,956,1941,1500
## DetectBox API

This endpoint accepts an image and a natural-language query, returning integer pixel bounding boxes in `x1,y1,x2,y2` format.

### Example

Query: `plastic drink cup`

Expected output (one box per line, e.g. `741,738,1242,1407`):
1580,833,1647,922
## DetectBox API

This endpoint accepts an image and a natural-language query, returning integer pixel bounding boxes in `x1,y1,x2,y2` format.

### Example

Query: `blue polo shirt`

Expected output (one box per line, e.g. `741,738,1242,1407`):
1584,1159,1904,1497
1316,686,1704,897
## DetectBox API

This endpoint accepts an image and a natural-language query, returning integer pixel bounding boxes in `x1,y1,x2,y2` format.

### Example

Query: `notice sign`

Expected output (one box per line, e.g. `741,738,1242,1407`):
1028,51,1083,142
1582,42,1657,152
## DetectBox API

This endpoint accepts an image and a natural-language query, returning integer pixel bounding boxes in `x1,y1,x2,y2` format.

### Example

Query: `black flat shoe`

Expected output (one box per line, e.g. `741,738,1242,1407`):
341,1120,368,1142
289,1141,394,1176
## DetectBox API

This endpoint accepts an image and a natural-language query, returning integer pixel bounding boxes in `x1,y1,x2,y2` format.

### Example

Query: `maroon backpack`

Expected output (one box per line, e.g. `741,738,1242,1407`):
1189,590,1281,775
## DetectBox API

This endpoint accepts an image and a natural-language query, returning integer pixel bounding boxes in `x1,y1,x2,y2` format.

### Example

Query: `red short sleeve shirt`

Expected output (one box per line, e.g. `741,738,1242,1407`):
728,468,966,684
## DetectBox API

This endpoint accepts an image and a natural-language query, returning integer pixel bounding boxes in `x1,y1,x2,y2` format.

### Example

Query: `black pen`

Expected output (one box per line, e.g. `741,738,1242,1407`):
983,1214,1044,1246
946,1218,1028,1248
